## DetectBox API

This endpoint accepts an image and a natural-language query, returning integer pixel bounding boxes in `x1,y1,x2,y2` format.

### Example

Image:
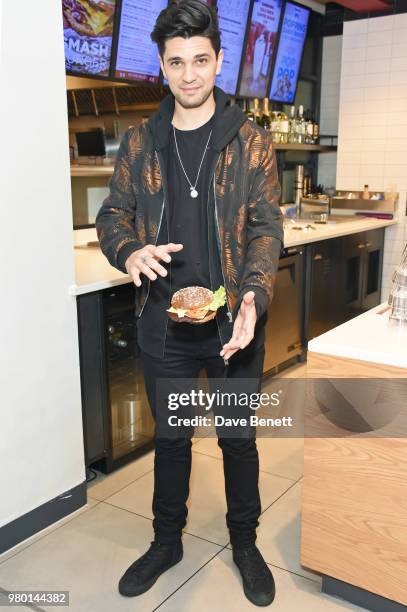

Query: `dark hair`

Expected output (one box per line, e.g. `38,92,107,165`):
151,0,221,58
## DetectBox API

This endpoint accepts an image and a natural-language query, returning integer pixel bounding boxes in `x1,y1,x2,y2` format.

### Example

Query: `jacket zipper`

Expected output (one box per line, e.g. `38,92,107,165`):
157,149,171,351
212,173,233,323
206,156,223,349
137,151,166,319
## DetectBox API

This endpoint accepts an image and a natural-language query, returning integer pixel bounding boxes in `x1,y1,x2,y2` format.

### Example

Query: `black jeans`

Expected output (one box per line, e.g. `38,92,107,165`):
138,318,265,548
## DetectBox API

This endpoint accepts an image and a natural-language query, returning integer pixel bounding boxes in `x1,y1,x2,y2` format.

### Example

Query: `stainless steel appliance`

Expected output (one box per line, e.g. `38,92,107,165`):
294,165,304,206
331,189,398,217
299,195,330,221
263,247,304,372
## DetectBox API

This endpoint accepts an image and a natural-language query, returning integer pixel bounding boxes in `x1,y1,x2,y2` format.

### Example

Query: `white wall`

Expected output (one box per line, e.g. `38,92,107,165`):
0,1,85,529
337,14,407,299
0,1,2,58
317,35,342,190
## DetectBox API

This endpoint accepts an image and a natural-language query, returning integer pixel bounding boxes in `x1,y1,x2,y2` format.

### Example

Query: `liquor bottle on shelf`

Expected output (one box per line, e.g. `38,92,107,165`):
259,97,271,131
278,109,289,145
244,98,255,122
296,105,306,144
362,184,370,200
235,98,245,111
270,106,281,144
253,98,262,125
312,112,319,143
288,105,297,144
303,174,311,197
305,110,314,144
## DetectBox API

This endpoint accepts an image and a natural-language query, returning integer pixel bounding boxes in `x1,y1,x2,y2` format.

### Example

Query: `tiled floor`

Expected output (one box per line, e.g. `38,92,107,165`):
0,362,365,611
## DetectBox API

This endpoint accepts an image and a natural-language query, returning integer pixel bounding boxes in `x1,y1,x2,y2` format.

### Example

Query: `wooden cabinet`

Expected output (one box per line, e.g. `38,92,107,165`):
307,236,344,339
342,228,384,318
361,229,384,310
302,350,407,609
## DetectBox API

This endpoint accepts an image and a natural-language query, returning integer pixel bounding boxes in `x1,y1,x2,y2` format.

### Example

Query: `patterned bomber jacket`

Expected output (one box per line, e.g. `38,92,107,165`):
95,86,284,330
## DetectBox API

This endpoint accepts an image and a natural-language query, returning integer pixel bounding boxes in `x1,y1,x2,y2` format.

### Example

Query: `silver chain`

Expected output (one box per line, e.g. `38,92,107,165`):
173,125,212,198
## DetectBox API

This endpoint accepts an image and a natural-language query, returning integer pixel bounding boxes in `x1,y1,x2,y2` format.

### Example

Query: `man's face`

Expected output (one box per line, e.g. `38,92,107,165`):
160,36,223,109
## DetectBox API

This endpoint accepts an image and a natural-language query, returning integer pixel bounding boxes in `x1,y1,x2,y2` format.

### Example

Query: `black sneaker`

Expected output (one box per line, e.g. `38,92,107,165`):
118,540,183,597
233,544,276,606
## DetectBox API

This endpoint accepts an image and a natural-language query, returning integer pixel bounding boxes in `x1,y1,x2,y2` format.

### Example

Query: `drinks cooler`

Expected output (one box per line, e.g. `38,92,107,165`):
77,283,154,474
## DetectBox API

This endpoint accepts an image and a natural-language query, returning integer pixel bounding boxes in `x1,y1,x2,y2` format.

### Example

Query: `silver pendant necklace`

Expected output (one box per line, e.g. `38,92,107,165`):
173,124,212,198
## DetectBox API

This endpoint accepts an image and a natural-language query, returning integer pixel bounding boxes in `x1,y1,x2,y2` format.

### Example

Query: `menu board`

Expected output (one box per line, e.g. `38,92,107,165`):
238,0,282,99
63,0,117,76
269,1,310,104
215,0,251,95
114,0,167,83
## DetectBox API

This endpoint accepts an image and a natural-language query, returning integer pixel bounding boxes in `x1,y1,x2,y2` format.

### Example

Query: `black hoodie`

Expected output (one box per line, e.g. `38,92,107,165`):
133,86,269,360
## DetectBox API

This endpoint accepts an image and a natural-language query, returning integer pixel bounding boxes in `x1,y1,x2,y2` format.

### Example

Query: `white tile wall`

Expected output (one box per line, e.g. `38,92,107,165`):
317,36,342,191
337,15,407,300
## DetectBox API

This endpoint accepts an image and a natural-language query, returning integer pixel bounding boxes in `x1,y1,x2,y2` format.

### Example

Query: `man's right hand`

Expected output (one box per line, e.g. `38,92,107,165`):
124,243,183,287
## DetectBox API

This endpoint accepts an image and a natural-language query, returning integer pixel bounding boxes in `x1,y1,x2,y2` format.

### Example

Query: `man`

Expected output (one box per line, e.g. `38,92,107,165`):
95,0,283,606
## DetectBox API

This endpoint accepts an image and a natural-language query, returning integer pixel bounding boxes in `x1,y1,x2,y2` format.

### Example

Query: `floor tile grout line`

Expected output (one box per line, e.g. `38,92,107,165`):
0,586,46,612
264,562,322,585
98,499,154,523
100,498,231,549
101,477,302,548
257,477,302,518
0,500,104,567
1,471,303,570
94,447,300,504
88,463,155,502
152,543,321,611
152,543,230,612
190,446,303,481
0,481,317,606
0,446,305,580
0,504,230,609
180,530,229,549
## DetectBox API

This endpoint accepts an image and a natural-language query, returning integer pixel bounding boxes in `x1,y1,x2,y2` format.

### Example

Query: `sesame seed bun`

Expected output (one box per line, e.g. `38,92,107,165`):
168,286,217,324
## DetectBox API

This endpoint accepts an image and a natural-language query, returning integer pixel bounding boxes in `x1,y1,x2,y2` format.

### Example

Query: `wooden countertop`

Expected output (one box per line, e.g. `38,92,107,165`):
70,165,115,177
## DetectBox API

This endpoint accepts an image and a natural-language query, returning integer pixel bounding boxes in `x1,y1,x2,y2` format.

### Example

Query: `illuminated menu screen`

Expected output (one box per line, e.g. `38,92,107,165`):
215,0,251,95
269,1,310,104
63,0,118,77
238,0,282,99
114,0,167,83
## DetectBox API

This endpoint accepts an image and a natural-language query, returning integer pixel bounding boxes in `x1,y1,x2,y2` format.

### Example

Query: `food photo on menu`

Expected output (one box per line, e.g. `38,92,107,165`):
269,1,310,103
63,0,117,76
238,0,282,98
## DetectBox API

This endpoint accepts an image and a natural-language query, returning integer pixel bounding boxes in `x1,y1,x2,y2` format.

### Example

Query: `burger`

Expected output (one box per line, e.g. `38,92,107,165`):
166,286,226,324
63,0,115,38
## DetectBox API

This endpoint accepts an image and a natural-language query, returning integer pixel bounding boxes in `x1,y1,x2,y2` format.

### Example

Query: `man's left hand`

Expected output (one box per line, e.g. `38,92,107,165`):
220,290,257,361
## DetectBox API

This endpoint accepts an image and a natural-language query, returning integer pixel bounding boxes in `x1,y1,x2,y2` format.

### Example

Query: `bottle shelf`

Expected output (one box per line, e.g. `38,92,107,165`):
273,144,337,152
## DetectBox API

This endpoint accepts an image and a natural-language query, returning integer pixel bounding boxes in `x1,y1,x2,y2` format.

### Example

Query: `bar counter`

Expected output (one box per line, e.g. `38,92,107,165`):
301,304,407,611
